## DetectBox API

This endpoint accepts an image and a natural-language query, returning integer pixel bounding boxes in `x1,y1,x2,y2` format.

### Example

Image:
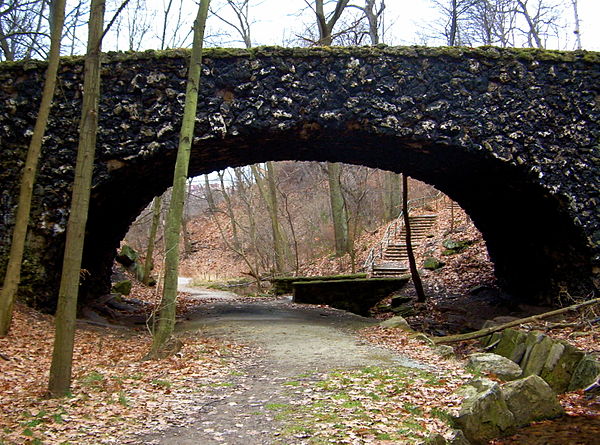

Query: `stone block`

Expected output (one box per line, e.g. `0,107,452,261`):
492,328,528,364
540,340,585,393
501,375,564,427
467,352,522,381
521,332,553,376
568,354,600,391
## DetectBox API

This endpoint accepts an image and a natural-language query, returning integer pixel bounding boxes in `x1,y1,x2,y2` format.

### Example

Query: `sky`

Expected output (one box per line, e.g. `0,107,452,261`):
101,0,599,53
203,0,600,51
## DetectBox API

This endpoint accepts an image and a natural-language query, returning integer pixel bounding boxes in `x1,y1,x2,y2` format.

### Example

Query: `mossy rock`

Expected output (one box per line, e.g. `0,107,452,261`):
521,333,554,377
442,239,473,255
540,340,585,393
423,256,445,270
492,328,528,364
116,245,139,267
112,280,132,296
568,354,600,391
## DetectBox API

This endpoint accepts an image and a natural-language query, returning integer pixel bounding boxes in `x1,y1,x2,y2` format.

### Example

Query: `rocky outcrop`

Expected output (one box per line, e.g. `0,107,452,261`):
482,327,600,392
453,376,564,445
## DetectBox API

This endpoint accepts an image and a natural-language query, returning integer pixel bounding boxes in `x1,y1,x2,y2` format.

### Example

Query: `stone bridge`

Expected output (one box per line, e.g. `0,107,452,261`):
0,46,599,309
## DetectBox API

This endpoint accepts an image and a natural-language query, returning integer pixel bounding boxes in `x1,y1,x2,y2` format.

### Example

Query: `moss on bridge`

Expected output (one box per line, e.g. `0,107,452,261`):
1,45,598,72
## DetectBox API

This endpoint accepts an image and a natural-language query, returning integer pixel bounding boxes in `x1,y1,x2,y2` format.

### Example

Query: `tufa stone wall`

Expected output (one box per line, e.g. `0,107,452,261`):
0,46,599,309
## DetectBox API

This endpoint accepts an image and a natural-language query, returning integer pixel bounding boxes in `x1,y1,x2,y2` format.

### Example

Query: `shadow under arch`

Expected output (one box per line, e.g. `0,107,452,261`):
82,126,592,306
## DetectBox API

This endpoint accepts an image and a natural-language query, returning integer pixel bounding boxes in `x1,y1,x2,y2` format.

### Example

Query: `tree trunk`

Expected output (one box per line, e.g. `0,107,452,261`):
147,0,210,359
571,0,582,50
0,0,67,337
327,162,349,256
218,170,241,251
449,0,458,46
142,195,161,285
204,174,216,213
181,179,193,259
402,174,426,302
251,163,289,274
48,0,105,398
383,171,401,221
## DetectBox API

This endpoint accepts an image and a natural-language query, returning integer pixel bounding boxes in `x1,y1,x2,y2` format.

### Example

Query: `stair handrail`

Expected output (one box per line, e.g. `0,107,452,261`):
363,190,445,273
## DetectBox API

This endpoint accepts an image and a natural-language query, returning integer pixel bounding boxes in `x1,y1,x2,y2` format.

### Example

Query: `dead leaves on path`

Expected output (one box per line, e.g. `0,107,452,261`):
0,303,247,444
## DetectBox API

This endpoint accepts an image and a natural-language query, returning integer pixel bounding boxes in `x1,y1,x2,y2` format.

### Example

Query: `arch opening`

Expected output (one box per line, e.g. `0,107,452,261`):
79,128,592,307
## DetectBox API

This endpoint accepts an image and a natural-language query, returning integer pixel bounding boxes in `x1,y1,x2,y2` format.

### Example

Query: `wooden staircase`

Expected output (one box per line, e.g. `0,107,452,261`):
370,214,437,277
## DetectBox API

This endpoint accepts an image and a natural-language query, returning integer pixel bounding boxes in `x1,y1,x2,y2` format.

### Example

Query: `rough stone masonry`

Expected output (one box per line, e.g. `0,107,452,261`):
0,46,598,309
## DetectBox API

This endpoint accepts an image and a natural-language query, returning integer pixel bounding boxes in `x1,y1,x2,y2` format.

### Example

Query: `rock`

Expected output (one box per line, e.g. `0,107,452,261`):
390,295,412,307
433,345,455,359
116,245,138,267
454,379,515,445
492,328,528,364
380,315,413,330
411,332,434,346
501,375,564,427
442,239,472,255
540,341,585,393
112,279,132,296
467,353,522,381
568,354,600,391
391,303,415,316
423,256,445,270
521,332,554,377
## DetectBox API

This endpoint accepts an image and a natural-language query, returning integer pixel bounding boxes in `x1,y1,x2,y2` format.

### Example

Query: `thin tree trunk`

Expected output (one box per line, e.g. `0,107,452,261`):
402,174,426,302
204,174,216,213
147,0,210,359
251,163,289,274
0,0,67,337
218,170,241,250
571,0,582,50
48,0,105,397
181,179,193,259
142,195,161,285
327,162,349,256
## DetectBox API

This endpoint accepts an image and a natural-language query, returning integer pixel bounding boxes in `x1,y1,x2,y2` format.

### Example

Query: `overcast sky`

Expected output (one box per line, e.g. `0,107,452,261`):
202,0,599,51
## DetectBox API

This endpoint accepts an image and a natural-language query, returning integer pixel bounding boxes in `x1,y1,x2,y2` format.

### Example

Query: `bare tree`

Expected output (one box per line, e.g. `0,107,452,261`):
0,0,50,61
571,0,581,50
147,0,211,359
48,0,107,397
0,0,66,336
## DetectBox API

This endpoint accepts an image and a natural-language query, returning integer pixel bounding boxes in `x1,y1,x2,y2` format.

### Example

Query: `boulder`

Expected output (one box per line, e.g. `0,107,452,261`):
421,430,470,445
492,329,527,364
112,279,132,296
467,353,522,381
391,304,416,316
390,295,412,307
380,316,413,331
501,375,564,427
568,354,600,391
453,378,515,445
423,257,445,270
521,332,554,376
540,341,585,393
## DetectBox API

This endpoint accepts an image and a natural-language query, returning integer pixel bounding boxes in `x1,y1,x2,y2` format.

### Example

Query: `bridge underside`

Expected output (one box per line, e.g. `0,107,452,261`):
79,129,593,307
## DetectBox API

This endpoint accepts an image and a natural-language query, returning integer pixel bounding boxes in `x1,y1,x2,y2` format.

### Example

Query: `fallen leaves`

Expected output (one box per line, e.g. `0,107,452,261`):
0,303,247,444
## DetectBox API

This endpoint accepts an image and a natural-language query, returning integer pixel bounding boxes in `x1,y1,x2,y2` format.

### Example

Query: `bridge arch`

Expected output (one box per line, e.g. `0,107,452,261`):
0,46,598,308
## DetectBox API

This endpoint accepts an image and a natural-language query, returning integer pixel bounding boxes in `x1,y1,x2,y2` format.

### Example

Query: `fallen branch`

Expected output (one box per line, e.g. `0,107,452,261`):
432,297,600,344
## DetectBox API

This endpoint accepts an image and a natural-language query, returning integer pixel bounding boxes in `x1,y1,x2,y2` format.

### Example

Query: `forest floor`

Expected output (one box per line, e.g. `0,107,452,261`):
2,283,599,445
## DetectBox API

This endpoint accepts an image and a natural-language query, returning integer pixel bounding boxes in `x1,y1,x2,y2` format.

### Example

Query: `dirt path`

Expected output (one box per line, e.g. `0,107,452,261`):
134,288,427,445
